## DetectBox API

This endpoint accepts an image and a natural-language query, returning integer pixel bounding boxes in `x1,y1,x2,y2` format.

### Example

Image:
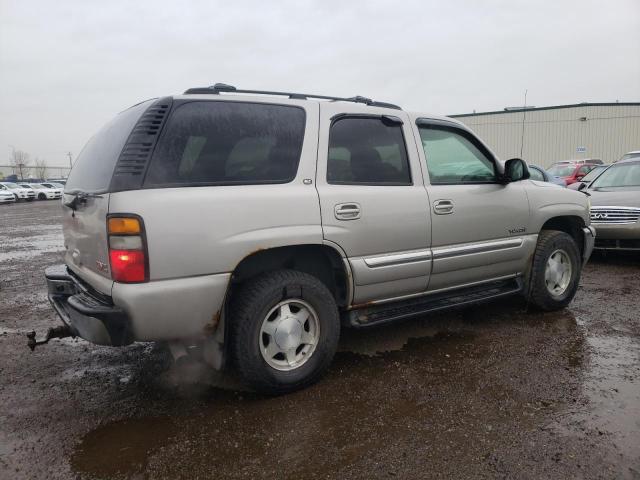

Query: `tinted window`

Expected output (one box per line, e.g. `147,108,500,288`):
528,167,545,181
65,100,154,193
144,102,305,187
419,126,496,184
327,117,411,185
547,165,575,176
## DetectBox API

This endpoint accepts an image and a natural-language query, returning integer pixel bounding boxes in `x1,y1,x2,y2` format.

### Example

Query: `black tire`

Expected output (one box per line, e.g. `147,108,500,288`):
13,194,19,202
527,230,581,311
229,269,340,394
38,193,46,200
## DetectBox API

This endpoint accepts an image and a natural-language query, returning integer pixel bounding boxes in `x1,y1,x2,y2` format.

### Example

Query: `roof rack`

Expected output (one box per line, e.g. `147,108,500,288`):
183,83,402,110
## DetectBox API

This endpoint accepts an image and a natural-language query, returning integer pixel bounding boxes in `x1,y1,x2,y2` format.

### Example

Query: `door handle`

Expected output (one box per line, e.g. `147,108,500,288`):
433,199,454,215
335,203,361,220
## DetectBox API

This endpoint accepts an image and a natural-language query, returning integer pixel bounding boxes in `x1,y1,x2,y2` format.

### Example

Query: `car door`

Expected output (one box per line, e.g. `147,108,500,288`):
412,118,534,292
316,103,431,305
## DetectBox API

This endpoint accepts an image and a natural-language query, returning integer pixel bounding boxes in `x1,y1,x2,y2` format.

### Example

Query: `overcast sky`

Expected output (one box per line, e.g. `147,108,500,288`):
1,0,638,167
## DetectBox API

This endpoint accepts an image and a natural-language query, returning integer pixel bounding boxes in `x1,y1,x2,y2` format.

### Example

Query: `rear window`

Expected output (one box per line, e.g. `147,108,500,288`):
144,101,306,187
65,100,154,193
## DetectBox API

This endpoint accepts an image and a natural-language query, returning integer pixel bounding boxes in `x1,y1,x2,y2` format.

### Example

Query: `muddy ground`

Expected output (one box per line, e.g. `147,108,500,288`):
0,200,638,479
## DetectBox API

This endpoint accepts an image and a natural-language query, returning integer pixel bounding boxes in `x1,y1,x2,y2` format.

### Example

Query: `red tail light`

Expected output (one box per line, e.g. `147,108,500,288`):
109,249,146,283
107,216,148,283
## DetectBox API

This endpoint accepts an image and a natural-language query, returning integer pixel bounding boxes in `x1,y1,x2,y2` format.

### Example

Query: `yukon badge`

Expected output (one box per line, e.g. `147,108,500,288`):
508,227,526,235
96,260,109,272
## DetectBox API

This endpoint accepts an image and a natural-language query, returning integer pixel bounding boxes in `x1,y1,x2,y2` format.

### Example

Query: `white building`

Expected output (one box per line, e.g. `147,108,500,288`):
450,102,640,168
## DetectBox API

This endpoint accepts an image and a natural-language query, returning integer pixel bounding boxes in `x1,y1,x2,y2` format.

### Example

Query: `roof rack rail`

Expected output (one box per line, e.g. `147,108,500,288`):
183,83,402,110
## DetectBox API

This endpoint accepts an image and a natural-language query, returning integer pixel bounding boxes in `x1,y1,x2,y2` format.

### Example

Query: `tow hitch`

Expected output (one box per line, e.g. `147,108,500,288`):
27,325,74,351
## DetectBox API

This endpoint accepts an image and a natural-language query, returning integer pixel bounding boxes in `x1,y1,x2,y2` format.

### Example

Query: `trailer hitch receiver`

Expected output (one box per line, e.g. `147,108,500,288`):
27,325,74,351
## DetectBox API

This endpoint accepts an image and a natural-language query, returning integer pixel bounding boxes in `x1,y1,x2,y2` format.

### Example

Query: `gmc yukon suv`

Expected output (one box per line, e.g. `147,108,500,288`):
39,84,595,394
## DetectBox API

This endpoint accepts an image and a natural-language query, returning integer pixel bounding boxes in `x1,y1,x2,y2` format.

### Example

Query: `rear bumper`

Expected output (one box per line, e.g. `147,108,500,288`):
582,226,596,263
47,264,231,344
45,265,132,346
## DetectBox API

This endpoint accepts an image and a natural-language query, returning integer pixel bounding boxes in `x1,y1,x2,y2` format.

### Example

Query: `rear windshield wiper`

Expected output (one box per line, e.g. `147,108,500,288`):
63,191,103,210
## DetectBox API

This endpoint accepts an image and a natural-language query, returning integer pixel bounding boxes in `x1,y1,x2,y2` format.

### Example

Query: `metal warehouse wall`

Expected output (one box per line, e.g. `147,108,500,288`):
450,103,640,168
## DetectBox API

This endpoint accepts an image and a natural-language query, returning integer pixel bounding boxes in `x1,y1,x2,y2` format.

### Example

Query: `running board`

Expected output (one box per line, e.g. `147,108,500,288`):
344,278,523,328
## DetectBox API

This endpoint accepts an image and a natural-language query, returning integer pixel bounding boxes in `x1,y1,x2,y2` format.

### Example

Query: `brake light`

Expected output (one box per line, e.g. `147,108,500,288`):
109,250,146,282
107,216,147,283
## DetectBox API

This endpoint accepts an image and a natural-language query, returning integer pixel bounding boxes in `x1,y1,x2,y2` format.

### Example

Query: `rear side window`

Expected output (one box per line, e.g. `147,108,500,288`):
327,117,411,185
65,100,154,193
144,102,305,187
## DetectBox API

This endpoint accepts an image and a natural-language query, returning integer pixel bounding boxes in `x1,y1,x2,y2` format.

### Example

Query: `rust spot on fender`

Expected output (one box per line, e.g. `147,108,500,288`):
204,311,221,336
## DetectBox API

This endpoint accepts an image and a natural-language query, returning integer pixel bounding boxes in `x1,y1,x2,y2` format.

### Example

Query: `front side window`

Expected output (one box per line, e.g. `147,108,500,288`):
578,165,593,176
418,126,496,184
528,167,545,181
144,101,305,187
327,117,411,185
548,165,576,177
581,166,605,182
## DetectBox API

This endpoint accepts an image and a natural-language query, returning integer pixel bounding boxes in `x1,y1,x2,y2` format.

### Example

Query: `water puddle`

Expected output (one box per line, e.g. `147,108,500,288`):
0,229,64,262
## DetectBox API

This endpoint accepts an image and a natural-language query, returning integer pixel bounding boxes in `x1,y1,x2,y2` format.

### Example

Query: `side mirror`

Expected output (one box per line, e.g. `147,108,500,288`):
578,182,587,191
503,158,530,183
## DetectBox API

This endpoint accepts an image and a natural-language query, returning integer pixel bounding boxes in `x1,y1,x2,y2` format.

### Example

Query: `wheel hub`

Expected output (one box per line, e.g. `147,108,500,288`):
259,299,320,371
273,315,303,350
544,249,572,296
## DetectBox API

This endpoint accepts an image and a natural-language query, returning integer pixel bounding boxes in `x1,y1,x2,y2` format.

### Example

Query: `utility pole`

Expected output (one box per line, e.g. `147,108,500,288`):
67,151,73,170
520,90,528,158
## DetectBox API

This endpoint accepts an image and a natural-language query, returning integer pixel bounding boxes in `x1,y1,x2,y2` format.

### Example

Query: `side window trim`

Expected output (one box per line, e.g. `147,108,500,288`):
327,114,413,186
416,119,500,186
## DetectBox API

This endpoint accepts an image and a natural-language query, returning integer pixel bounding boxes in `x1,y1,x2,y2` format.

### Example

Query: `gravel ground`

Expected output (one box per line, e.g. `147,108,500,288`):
0,201,638,479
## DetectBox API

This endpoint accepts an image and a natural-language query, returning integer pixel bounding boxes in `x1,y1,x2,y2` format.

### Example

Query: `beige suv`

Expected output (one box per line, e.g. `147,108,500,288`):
37,84,595,394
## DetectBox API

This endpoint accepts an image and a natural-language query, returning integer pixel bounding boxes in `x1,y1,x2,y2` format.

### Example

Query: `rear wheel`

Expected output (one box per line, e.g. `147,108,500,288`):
230,270,340,394
527,230,581,311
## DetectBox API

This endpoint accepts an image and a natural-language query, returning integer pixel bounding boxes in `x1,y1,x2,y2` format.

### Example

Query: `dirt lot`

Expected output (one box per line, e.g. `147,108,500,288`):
1,200,639,479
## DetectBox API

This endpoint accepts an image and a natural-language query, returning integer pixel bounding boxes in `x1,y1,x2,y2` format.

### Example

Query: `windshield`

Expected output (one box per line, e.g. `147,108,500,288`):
2,182,20,189
548,165,575,176
591,163,640,189
41,183,56,188
581,166,606,182
27,184,44,189
620,153,640,162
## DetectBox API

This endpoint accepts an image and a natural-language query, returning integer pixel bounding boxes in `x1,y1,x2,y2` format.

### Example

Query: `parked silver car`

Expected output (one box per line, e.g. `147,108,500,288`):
589,159,640,251
39,84,594,393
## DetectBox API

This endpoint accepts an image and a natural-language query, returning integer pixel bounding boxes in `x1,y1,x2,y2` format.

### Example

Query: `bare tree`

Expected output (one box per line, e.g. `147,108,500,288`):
34,157,48,180
10,149,31,180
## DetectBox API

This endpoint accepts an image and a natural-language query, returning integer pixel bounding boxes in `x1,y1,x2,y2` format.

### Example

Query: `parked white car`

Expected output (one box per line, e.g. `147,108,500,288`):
0,182,36,201
41,182,65,190
20,183,62,200
0,187,16,204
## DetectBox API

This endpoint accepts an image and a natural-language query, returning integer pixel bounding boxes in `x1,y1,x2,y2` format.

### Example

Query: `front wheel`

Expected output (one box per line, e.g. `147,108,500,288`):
527,230,581,311
230,270,340,394
38,193,46,200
